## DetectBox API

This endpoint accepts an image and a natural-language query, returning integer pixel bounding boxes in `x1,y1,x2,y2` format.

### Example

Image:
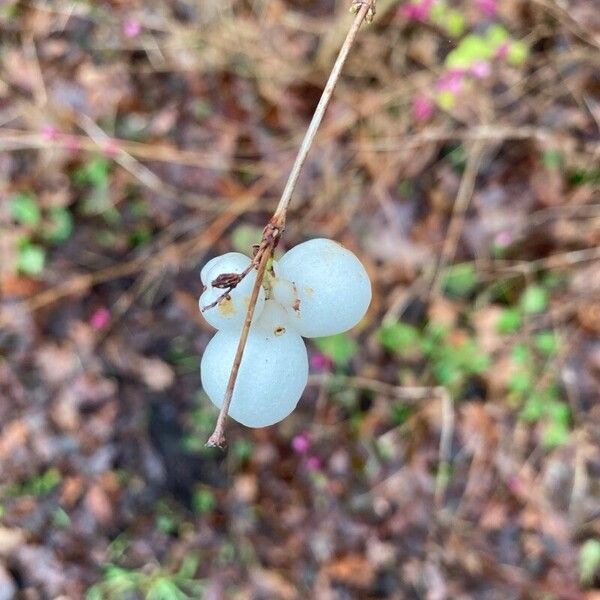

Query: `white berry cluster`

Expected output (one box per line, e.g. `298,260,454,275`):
199,238,371,428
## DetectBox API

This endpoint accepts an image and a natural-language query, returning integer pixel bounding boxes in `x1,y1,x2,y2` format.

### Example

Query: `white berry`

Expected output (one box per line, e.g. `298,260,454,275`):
274,238,371,337
199,253,265,331
200,319,308,428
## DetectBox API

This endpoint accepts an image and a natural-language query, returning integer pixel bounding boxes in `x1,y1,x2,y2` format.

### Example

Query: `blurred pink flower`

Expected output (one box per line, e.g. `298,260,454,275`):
65,135,81,154
41,125,58,141
437,69,465,94
102,139,120,158
123,19,141,39
310,352,333,372
306,456,322,471
401,0,434,21
90,307,110,330
412,94,434,122
292,433,310,454
495,42,509,60
494,231,513,248
470,60,491,79
476,0,497,16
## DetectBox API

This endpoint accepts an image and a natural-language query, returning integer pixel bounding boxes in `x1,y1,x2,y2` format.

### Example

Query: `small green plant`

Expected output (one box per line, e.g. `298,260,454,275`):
579,539,600,585
86,556,203,600
154,501,183,536
379,320,489,395
192,487,216,515
496,285,570,447
442,263,478,298
313,333,359,368
3,467,62,498
445,25,528,71
74,155,115,219
9,192,74,276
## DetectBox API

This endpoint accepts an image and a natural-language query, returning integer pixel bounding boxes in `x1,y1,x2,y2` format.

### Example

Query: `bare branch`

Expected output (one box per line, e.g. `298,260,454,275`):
272,0,374,228
205,1,374,446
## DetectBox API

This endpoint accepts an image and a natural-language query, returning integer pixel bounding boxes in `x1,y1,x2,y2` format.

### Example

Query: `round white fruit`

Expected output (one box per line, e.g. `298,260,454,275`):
274,238,371,338
199,253,265,331
200,320,308,428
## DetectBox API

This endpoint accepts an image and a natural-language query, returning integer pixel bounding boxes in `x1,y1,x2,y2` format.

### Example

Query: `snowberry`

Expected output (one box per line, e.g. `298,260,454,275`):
273,238,371,338
200,304,308,427
199,252,265,331
199,238,372,429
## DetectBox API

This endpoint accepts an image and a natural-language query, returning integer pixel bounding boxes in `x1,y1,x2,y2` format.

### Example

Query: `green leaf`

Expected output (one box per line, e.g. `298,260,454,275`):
192,488,216,514
547,401,570,426
508,370,532,395
443,263,478,298
437,89,456,111
520,392,546,422
314,333,358,368
10,192,41,226
579,539,600,585
445,10,466,37
231,224,263,254
511,343,531,365
177,555,199,580
130,226,152,247
147,577,188,600
520,285,548,314
542,150,562,170
52,507,71,528
535,331,559,356
378,322,419,353
429,1,446,22
44,207,73,243
391,404,413,426
542,418,569,448
232,438,253,462
18,243,45,275
74,156,110,187
497,308,522,334
446,34,494,69
194,99,213,120
485,24,509,48
507,40,528,66
433,358,460,386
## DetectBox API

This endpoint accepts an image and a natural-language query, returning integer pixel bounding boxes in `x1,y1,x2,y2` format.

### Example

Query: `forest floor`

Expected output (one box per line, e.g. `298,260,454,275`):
0,0,599,598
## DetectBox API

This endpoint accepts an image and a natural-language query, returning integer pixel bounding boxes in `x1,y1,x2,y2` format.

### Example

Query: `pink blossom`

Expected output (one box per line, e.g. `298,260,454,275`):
437,69,466,94
495,42,509,60
65,135,81,154
90,307,110,330
494,231,512,248
123,19,141,39
412,94,434,122
507,475,523,494
292,433,310,454
401,0,434,21
41,125,59,141
476,0,497,16
102,139,120,158
470,61,491,79
306,456,322,471
310,352,333,372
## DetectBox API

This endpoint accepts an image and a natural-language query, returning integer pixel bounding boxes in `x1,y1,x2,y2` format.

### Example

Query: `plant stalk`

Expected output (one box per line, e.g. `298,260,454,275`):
206,0,374,447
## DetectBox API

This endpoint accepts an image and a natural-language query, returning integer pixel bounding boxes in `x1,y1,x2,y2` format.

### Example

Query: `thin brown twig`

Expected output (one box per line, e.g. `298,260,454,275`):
205,240,274,448
272,0,374,227
430,142,485,296
205,0,375,447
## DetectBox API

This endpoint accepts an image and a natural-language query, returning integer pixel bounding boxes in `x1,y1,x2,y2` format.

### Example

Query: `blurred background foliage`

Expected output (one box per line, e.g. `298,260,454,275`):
0,0,599,597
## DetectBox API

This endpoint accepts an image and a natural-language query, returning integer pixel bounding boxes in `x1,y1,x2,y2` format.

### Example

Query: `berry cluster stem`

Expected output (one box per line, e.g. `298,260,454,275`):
206,0,375,448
